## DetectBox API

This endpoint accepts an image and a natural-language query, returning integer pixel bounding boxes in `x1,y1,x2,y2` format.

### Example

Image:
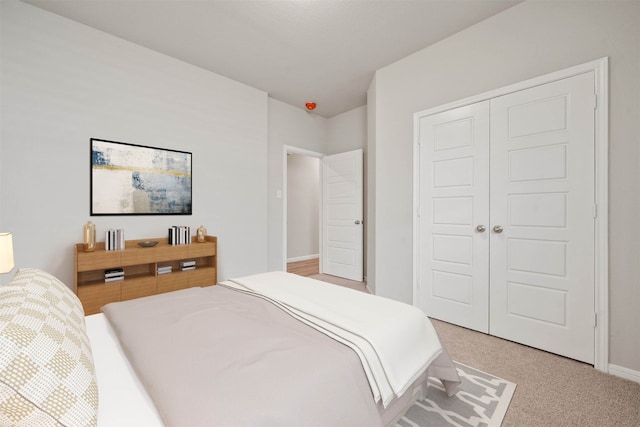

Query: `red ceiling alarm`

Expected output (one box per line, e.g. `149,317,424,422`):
305,102,317,111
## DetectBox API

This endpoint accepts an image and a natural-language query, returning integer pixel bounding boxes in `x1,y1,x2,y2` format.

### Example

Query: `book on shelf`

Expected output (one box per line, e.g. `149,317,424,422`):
157,266,172,275
180,260,196,268
168,226,191,245
104,268,124,278
181,266,196,271
105,275,124,283
105,229,125,251
105,272,124,279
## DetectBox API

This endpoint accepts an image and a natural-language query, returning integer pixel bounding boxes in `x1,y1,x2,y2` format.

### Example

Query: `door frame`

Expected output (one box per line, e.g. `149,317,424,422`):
412,57,609,372
282,145,325,272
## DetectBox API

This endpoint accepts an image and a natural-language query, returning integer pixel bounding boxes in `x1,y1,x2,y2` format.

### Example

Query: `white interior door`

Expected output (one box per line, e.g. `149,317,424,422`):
322,149,363,281
489,72,596,363
417,102,490,333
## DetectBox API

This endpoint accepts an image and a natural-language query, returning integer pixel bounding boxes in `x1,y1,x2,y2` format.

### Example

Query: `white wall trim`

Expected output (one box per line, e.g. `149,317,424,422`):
593,57,609,375
282,145,325,272
412,57,609,372
286,254,319,263
608,364,640,384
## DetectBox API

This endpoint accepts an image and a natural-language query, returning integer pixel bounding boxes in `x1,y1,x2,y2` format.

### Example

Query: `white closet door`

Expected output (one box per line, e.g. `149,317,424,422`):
417,102,490,333
489,72,596,363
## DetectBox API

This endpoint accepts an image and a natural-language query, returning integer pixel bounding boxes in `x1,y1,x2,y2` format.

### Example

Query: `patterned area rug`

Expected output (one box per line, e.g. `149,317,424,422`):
396,362,516,427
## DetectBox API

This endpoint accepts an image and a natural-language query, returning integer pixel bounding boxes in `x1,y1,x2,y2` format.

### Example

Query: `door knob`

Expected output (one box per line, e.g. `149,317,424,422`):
355,220,361,225
493,225,503,233
476,225,486,233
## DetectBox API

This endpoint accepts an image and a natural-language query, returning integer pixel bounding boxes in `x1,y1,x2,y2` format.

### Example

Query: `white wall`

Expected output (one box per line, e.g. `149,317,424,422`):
0,0,268,285
0,0,368,286
286,154,320,261
326,105,367,155
370,0,640,372
267,98,327,271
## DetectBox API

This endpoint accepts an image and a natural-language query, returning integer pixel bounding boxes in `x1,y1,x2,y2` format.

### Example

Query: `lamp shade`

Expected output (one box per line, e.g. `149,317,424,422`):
0,232,15,274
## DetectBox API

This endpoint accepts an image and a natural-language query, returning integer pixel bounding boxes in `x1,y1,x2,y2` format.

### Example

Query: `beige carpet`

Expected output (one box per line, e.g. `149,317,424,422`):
433,319,640,426
311,274,640,426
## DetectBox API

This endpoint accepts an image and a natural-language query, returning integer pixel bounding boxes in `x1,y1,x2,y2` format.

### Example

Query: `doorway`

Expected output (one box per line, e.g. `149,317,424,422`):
282,146,364,282
283,146,324,275
286,151,321,276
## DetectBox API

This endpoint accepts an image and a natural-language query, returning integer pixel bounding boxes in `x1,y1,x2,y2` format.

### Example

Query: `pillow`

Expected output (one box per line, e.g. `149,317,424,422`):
0,271,98,426
6,268,85,321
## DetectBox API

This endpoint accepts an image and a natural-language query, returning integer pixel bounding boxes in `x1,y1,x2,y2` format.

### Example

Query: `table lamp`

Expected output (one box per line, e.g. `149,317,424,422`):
0,232,15,274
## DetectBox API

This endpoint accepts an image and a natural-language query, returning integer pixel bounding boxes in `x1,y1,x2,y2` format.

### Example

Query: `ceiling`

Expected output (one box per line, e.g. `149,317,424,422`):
22,0,521,118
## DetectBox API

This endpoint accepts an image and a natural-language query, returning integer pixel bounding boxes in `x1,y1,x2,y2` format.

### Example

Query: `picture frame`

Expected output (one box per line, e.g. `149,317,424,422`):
90,138,192,216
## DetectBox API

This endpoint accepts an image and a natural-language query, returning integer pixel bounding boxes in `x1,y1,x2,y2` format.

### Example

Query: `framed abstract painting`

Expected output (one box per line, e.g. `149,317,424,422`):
90,138,192,215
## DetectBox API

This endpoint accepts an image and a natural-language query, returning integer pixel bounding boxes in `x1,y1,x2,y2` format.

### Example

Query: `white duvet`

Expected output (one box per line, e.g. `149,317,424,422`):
222,271,444,408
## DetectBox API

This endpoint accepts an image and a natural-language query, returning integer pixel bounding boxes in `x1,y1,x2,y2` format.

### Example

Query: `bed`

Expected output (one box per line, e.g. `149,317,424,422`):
0,268,459,427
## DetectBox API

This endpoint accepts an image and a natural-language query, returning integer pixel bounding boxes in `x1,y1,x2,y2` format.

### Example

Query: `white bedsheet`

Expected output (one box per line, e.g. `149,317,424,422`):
223,271,445,408
84,314,163,427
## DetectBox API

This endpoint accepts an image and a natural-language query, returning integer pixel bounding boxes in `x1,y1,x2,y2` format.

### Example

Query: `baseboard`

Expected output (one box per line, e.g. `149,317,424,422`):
608,364,640,384
287,254,319,263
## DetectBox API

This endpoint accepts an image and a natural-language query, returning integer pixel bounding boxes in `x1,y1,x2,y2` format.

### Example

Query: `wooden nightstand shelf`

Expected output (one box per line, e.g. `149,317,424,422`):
74,236,217,315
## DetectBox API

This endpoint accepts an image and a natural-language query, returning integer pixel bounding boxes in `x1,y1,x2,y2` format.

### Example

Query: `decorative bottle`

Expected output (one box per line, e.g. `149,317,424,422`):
83,221,96,252
196,225,207,243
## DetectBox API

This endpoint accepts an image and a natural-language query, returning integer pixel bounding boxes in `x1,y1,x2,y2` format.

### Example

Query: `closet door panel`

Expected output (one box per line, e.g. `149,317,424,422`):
489,72,596,363
417,101,490,333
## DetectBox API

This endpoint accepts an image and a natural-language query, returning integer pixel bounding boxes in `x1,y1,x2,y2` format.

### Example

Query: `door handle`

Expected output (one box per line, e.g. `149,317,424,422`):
493,225,503,233
476,225,486,233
